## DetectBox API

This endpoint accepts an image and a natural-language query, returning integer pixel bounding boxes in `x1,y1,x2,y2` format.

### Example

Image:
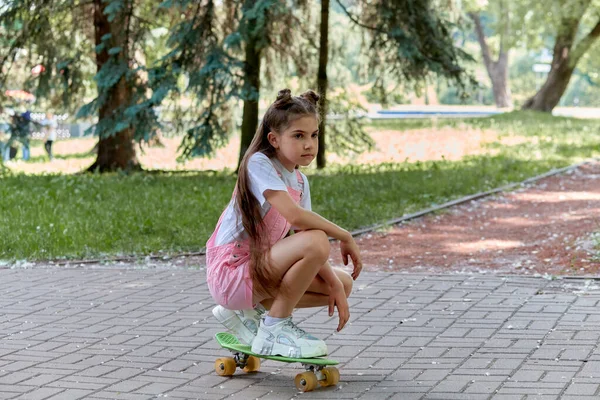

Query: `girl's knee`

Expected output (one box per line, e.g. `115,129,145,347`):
339,270,353,297
305,230,330,263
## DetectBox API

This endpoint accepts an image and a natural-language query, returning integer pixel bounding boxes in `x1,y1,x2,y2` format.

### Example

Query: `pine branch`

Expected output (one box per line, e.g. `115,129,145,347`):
333,0,382,32
289,13,319,50
131,12,156,27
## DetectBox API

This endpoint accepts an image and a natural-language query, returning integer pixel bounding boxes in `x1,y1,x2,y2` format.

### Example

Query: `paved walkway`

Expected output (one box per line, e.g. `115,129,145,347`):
1,267,599,399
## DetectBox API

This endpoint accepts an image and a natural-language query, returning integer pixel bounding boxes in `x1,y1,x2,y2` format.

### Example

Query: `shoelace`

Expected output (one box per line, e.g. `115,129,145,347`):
283,318,306,337
255,306,266,317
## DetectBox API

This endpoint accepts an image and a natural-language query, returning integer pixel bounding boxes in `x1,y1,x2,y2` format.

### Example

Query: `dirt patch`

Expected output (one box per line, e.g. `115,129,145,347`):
327,126,502,164
8,125,507,174
328,162,600,276
9,137,243,174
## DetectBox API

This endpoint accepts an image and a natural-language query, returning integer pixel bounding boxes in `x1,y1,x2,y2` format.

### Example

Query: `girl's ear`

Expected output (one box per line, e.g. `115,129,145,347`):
267,131,279,149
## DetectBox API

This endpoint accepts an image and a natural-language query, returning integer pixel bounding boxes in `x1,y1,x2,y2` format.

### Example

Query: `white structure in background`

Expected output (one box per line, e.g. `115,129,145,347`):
30,113,71,140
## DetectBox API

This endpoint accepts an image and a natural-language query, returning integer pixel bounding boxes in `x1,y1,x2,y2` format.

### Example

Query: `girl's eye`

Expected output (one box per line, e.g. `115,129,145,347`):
295,134,303,139
312,133,318,138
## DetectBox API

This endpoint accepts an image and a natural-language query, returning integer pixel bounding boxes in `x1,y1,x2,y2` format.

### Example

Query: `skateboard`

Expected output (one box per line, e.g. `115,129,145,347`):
214,332,340,392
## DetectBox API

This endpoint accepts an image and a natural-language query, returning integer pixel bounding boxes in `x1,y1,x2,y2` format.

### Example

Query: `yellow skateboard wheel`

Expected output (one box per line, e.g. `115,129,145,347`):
295,371,318,392
215,357,236,376
243,356,260,372
319,367,340,387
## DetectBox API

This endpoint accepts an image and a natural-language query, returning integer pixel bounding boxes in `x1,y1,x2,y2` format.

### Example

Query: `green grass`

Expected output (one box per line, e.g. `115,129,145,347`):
0,172,235,260
591,233,600,262
1,110,599,261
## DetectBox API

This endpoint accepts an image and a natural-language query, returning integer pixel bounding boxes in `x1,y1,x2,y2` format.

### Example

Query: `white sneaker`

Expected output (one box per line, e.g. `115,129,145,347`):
251,317,327,358
212,304,266,345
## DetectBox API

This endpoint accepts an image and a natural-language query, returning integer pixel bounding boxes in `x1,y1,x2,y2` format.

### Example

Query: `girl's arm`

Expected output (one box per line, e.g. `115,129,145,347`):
264,190,363,280
264,190,350,242
317,260,342,286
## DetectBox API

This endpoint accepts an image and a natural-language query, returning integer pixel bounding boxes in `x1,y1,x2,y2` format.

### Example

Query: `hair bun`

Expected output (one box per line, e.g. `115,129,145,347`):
299,90,320,106
276,89,292,102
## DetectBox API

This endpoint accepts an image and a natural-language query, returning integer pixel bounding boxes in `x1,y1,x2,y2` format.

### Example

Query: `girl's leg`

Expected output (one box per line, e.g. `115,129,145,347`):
253,229,330,318
260,265,353,310
251,230,351,358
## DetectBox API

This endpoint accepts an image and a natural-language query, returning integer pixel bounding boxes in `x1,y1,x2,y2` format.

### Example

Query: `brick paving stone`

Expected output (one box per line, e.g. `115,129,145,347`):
103,379,149,393
59,375,117,387
0,372,37,385
45,379,107,391
563,382,599,396
388,394,424,400
19,374,66,387
357,393,395,400
19,387,65,400
423,394,491,399
80,392,150,400
44,389,93,400
2,269,600,399
464,380,503,393
135,381,184,395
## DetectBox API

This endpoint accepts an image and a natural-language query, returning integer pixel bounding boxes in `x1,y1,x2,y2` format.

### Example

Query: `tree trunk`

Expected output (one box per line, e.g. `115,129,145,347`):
91,79,140,172
522,58,575,112
238,34,262,170
489,51,511,108
88,0,140,172
522,8,600,112
316,0,329,169
522,30,578,112
469,11,512,108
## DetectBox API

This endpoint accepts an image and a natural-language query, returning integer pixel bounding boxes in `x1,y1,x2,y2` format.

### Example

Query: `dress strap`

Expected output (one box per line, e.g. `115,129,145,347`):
295,169,304,186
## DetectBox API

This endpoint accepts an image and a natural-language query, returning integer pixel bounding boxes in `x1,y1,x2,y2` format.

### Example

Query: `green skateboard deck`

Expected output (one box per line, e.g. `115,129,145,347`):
214,332,340,391
215,332,338,365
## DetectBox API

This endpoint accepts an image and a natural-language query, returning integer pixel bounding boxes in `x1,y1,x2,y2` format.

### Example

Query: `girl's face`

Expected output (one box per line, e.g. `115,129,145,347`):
268,115,319,171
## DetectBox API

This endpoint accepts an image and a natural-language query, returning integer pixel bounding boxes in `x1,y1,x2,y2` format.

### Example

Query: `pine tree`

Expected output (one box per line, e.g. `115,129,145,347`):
1,1,94,112
149,1,313,167
337,0,474,88
147,0,243,160
1,0,165,172
82,0,162,172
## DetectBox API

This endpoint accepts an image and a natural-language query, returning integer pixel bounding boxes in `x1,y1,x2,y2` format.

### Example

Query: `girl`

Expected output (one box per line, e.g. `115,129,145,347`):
206,89,362,359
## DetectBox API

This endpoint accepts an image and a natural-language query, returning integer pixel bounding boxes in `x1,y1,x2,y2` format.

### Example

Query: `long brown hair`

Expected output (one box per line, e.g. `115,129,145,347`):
236,88,320,296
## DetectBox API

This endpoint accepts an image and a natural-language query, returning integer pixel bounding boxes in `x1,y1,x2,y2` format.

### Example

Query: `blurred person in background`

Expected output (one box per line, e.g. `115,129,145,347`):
16,110,37,161
0,106,10,161
43,112,57,160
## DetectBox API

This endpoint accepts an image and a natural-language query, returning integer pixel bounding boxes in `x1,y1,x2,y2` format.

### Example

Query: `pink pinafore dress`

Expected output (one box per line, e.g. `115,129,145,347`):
205,168,304,310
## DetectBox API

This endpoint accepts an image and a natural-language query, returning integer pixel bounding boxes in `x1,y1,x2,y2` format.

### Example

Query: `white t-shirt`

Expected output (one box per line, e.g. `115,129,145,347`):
214,152,312,246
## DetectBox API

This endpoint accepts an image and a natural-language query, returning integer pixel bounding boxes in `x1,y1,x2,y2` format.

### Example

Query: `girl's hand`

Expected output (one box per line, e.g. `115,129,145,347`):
328,282,350,331
340,236,363,280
